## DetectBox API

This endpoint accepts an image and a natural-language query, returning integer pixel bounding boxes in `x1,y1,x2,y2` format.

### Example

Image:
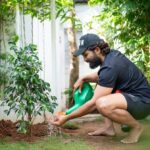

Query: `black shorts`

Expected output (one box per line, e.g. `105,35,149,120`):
122,93,150,120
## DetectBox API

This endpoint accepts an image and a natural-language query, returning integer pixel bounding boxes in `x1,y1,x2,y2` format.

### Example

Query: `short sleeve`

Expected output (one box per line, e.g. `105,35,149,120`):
98,66,118,88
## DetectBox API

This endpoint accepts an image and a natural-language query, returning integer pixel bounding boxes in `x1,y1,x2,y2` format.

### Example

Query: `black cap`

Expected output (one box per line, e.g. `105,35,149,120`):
74,33,103,56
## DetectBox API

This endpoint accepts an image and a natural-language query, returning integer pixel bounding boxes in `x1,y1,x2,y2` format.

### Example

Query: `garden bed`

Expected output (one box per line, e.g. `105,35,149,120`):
0,120,51,142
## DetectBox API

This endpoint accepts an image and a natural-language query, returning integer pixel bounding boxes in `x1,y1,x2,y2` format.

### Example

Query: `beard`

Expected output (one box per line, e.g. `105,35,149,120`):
87,55,102,69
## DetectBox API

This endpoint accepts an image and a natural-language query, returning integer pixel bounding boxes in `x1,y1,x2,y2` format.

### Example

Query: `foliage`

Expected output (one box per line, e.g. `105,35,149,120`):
0,0,82,29
18,0,51,21
56,0,82,29
89,0,150,82
0,0,16,21
1,36,57,134
0,0,50,21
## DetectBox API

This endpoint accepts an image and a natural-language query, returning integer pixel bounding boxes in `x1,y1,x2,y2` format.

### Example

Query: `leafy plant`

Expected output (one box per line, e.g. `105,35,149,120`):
1,37,57,136
1,0,81,111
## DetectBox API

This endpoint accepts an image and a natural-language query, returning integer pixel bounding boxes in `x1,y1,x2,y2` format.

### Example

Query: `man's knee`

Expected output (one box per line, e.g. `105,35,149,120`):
96,97,112,115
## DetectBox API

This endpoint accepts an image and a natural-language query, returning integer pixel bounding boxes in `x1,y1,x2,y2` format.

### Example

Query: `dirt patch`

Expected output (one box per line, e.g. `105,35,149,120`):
61,120,125,150
0,119,134,145
62,120,150,150
0,119,123,147
0,119,57,142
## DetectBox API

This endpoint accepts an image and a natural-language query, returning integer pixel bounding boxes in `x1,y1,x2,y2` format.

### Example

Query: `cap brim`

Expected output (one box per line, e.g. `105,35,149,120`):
73,47,86,57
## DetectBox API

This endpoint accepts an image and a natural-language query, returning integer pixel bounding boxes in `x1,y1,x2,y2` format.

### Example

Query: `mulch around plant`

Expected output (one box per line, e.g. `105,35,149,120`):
0,119,124,143
0,120,51,142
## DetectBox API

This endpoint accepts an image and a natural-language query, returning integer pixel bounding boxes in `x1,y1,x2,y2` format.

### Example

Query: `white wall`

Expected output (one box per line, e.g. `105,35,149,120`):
0,11,66,123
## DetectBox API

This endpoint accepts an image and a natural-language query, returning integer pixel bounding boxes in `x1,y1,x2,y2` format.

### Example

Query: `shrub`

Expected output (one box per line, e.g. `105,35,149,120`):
1,37,57,136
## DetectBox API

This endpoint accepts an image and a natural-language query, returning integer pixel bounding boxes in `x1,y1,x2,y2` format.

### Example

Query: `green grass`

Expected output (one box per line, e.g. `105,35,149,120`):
133,119,150,150
0,135,94,150
113,118,150,150
62,122,79,130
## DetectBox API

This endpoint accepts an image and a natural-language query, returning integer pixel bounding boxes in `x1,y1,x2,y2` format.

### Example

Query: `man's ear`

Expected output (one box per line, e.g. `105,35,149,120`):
94,47,101,55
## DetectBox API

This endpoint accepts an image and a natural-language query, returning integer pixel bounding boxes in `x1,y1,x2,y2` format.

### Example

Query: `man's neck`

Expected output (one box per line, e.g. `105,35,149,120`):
100,55,106,63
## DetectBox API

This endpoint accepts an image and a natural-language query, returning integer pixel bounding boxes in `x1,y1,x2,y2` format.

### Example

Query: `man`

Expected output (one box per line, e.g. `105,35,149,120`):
52,33,150,144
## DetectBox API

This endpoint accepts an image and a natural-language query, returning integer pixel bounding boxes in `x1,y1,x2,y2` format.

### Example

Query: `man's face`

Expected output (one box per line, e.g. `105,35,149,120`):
82,49,102,69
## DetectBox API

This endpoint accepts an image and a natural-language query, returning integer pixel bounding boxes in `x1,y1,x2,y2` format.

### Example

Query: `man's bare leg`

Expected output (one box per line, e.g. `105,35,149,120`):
110,109,143,144
88,117,115,136
96,94,143,144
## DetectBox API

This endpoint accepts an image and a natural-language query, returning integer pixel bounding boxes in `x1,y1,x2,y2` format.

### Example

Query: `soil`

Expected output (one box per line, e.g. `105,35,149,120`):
62,120,150,150
0,119,150,150
0,119,51,142
62,120,127,150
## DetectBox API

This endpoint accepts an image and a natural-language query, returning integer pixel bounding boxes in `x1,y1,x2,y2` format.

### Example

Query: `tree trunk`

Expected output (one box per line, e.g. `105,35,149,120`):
66,2,79,108
66,27,79,107
28,113,32,137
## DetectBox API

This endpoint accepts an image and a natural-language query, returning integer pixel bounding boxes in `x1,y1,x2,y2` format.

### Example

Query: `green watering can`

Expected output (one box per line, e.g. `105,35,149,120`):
65,82,94,115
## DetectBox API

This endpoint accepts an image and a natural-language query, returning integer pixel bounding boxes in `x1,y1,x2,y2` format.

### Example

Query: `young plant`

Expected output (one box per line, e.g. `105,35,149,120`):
2,37,57,136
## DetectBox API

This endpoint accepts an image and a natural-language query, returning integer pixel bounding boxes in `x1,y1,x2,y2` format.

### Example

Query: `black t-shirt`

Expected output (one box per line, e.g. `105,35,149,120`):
98,50,150,102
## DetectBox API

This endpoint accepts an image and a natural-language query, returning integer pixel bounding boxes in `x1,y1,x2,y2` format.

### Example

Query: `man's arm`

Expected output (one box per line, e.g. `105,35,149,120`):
74,72,99,91
52,85,113,126
81,72,99,83
66,85,113,119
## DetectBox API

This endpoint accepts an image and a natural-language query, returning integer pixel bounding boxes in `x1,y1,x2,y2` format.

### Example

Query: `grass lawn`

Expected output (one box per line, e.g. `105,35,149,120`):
0,135,94,150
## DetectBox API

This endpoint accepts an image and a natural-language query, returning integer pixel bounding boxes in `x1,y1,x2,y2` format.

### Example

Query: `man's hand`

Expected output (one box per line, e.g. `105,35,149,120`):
73,72,99,92
73,78,84,93
51,114,68,126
